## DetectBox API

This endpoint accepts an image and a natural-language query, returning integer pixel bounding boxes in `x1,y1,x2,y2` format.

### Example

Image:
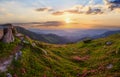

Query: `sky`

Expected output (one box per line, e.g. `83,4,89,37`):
0,0,120,29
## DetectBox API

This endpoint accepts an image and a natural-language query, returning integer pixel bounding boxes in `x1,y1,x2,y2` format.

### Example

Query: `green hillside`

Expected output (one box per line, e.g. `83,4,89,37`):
0,34,120,77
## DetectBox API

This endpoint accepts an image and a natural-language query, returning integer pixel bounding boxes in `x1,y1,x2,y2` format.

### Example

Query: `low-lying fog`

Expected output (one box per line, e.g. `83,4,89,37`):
13,23,120,42
29,29,110,42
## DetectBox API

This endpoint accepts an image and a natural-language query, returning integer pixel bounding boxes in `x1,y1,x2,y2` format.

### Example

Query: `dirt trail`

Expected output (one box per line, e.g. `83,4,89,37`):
12,44,22,55
0,55,13,72
0,44,23,72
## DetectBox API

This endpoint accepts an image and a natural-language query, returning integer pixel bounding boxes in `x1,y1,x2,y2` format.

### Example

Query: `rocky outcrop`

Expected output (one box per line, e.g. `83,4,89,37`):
0,24,15,43
0,29,3,40
0,56,13,72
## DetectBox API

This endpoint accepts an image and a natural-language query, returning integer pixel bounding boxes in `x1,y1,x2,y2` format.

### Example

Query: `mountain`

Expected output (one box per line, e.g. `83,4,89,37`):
92,30,120,39
0,29,120,77
76,30,120,42
15,26,69,44
29,28,108,43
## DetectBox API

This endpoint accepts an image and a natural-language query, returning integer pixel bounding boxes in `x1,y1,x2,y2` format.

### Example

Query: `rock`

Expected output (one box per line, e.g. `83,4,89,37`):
22,40,29,44
83,38,92,43
82,69,89,77
15,33,23,37
18,51,22,56
1,24,14,43
106,64,113,69
0,56,13,72
12,27,17,34
6,73,12,77
72,55,89,61
21,68,26,75
15,53,18,60
31,43,36,47
0,29,3,40
115,48,120,54
15,33,24,41
15,51,22,60
41,48,47,55
13,74,18,77
106,41,112,45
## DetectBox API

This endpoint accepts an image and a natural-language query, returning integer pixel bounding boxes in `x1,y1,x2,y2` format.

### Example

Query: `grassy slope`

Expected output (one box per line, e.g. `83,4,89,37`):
0,34,120,77
0,38,20,61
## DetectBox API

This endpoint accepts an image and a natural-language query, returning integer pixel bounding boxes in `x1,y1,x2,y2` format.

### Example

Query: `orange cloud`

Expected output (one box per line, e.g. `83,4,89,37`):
52,11,64,15
65,9,82,14
36,7,53,12
51,0,120,16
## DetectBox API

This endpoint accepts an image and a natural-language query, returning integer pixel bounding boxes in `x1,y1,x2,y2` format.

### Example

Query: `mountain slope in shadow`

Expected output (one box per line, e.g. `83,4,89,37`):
15,26,69,44
93,30,120,39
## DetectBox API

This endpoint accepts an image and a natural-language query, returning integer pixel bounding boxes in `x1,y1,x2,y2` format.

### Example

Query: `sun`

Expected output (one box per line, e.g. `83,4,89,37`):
65,18,71,23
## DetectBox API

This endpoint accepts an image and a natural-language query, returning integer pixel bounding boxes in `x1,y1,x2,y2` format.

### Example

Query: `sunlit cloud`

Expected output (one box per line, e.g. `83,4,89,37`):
35,7,53,12
52,11,64,15
108,0,120,10
0,0,120,29
51,0,120,16
51,5,104,15
14,21,64,27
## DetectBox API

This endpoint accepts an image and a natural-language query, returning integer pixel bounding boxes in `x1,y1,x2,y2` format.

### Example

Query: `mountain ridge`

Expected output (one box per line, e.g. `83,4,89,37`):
0,24,120,77
0,31,120,77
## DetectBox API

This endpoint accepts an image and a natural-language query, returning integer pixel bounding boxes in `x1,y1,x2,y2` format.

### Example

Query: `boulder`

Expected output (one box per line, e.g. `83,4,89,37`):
0,29,3,40
6,73,12,77
1,24,14,43
83,38,92,43
106,41,112,45
106,64,113,69
15,51,22,60
31,43,36,47
2,28,14,43
22,39,29,44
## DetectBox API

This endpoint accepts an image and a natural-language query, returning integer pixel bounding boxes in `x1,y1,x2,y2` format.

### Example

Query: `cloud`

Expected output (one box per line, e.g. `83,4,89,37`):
14,21,64,27
35,0,120,16
39,21,63,26
110,0,120,4
86,7,103,14
104,0,120,11
36,7,53,12
52,6,103,16
0,7,6,12
109,0,120,10
92,25,120,29
52,9,82,16
65,9,82,14
52,11,64,15
51,0,120,16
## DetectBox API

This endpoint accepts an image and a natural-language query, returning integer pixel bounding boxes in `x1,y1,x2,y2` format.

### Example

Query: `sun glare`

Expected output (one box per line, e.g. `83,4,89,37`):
65,18,71,23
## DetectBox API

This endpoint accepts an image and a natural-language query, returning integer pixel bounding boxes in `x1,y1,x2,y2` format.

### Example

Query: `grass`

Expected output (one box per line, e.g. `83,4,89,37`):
0,34,120,77
0,38,20,60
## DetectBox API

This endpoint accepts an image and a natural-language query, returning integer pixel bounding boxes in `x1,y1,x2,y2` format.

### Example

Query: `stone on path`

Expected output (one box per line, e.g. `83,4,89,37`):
106,64,113,69
106,41,112,45
0,56,13,72
15,51,22,60
6,73,12,77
